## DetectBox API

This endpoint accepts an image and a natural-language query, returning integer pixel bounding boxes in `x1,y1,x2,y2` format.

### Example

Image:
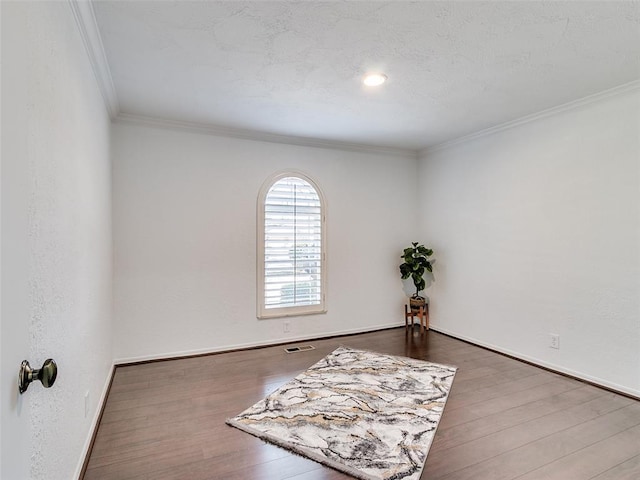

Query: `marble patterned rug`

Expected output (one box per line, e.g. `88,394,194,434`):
226,346,457,480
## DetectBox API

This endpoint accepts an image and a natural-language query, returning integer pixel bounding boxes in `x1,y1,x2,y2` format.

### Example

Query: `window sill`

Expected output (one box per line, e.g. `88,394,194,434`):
257,307,327,320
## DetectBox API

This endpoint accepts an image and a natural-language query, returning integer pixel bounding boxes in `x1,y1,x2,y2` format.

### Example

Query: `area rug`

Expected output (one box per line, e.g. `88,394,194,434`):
226,346,457,480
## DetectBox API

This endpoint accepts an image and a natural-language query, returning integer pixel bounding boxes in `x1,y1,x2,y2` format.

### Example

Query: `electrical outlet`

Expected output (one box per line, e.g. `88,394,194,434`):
84,391,90,418
549,334,560,349
283,321,291,333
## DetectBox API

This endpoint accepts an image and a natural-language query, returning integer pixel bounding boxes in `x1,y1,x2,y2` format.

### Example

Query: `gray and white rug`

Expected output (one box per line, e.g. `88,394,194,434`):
226,346,457,480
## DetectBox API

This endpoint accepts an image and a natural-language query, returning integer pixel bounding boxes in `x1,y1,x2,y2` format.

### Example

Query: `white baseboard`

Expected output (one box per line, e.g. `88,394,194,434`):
114,321,405,365
430,324,640,399
74,363,115,479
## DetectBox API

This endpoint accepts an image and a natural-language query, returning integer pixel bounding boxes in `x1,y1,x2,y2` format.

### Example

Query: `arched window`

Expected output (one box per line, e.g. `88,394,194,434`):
257,172,326,319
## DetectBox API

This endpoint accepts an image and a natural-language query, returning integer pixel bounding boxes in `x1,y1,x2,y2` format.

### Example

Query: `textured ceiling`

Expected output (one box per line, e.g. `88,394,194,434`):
93,1,640,150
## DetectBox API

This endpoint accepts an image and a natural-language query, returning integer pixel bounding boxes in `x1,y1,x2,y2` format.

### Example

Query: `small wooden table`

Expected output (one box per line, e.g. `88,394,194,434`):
405,304,429,332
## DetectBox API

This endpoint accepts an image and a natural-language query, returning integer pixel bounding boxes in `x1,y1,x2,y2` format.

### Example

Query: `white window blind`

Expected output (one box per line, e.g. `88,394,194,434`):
257,173,326,318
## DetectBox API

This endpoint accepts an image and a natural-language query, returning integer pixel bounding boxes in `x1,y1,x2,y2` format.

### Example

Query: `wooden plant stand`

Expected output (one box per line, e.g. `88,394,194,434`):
404,304,429,332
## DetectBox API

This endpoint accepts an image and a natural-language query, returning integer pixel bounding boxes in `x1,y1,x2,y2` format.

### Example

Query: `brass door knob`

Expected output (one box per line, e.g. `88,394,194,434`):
18,359,57,394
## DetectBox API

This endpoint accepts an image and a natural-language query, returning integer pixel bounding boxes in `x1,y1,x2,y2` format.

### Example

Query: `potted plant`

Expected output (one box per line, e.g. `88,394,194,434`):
399,242,434,311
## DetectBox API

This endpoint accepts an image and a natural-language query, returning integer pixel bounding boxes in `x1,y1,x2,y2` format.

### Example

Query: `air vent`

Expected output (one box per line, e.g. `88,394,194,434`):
284,345,316,354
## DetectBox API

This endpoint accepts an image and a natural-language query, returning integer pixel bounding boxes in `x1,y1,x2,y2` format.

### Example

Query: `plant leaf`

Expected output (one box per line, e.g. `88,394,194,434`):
399,264,411,278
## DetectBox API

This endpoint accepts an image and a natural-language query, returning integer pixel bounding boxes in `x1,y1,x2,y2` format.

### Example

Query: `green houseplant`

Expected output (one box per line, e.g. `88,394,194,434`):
399,242,434,311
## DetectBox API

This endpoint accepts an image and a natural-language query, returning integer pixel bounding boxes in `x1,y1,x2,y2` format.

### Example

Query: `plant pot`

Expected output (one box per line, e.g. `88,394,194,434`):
409,295,426,312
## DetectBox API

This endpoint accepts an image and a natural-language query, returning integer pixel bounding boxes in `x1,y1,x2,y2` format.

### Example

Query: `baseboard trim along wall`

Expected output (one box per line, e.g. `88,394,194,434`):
114,321,406,366
430,324,640,401
75,364,116,480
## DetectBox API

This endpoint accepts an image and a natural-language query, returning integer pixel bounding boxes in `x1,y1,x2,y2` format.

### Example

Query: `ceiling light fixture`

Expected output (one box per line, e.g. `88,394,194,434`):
363,73,387,87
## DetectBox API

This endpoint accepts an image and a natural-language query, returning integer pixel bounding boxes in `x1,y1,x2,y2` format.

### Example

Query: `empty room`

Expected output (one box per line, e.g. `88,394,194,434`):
1,1,639,479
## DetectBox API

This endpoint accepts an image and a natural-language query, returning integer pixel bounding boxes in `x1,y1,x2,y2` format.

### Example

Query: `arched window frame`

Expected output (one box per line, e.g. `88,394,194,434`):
257,171,327,319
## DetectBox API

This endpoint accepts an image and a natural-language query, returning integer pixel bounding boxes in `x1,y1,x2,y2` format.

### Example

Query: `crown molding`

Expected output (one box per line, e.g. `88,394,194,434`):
68,0,119,118
115,113,419,159
422,79,640,156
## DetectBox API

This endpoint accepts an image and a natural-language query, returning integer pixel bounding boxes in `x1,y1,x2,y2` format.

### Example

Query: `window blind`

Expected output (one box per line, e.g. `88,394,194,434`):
264,177,322,309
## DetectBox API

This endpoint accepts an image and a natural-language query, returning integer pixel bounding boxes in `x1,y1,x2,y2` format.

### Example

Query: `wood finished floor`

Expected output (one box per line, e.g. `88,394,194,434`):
83,328,640,480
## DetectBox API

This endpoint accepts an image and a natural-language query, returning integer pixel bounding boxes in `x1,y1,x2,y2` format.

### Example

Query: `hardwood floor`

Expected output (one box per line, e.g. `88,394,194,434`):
83,328,640,480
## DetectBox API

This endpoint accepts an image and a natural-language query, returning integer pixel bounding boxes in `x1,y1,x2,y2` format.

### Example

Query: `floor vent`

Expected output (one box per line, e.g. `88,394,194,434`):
284,345,316,354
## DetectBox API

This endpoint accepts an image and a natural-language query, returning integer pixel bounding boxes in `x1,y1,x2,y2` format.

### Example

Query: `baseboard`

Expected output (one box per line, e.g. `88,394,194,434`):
114,321,406,365
430,324,640,400
74,363,116,480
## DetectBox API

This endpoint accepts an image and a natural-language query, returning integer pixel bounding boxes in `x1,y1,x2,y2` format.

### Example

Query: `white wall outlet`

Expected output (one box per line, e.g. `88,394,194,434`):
549,334,560,349
283,321,291,333
84,391,90,418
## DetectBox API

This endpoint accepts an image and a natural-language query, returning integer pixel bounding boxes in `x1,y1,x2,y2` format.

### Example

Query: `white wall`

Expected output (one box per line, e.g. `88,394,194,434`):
1,2,113,479
418,88,640,396
112,122,418,361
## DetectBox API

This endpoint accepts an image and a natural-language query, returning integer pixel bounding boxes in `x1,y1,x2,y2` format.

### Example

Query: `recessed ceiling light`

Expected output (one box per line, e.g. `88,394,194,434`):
363,73,387,87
